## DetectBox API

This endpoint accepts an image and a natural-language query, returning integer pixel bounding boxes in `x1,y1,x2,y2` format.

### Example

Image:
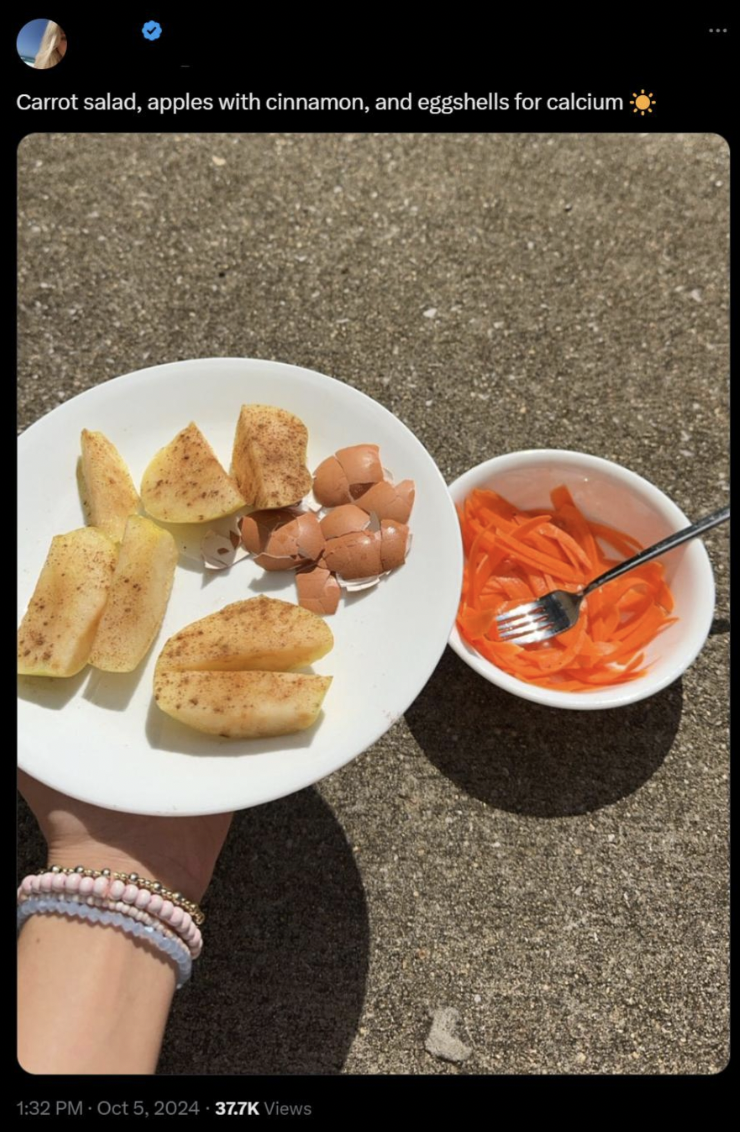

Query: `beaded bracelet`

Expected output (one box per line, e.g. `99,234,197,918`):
17,888,200,959
34,864,205,925
17,895,192,988
18,872,203,957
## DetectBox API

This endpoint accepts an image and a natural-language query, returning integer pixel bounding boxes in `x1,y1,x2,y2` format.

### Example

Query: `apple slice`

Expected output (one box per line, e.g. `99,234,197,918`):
153,596,334,739
157,596,333,673
18,527,117,678
153,669,332,738
89,516,178,673
79,429,139,541
231,404,311,510
141,422,246,523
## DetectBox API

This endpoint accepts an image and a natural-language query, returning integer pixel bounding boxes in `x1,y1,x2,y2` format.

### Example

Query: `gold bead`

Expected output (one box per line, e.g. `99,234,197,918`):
102,869,111,877
51,865,61,873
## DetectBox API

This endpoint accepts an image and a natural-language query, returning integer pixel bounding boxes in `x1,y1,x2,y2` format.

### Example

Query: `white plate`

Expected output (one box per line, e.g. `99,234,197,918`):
18,359,463,815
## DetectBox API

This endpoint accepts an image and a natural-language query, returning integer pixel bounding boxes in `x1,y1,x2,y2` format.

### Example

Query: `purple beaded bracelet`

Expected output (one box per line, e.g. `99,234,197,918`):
17,896,193,987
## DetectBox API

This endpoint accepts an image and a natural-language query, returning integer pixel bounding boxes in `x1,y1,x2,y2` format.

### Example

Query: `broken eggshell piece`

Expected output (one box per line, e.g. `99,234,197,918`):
337,574,382,594
322,530,383,580
263,511,324,562
313,444,386,507
319,504,371,540
339,524,410,593
202,517,251,570
322,517,410,596
355,478,415,523
240,508,298,554
241,509,325,572
295,565,341,615
379,519,410,572
313,456,352,507
335,444,384,498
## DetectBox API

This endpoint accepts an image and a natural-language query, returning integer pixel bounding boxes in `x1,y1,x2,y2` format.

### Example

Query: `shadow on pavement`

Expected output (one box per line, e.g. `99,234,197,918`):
160,787,369,1075
17,787,370,1076
405,647,683,817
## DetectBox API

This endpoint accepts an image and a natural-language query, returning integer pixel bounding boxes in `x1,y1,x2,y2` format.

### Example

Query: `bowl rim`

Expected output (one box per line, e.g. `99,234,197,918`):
447,448,716,710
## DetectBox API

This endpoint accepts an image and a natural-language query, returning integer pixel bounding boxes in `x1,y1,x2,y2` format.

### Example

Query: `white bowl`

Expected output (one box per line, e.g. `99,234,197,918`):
448,449,715,710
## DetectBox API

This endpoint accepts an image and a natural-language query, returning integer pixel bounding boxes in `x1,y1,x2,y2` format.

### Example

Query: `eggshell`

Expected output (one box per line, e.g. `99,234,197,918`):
240,515,263,555
356,479,415,522
320,504,371,540
335,444,384,492
202,517,250,571
266,511,325,562
254,551,300,572
244,509,324,571
380,520,410,571
313,457,352,506
323,530,383,580
338,575,381,592
240,508,300,554
296,566,341,615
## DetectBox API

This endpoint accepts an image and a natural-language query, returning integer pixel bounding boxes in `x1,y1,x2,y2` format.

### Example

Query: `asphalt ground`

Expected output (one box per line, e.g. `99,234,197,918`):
17,133,729,1074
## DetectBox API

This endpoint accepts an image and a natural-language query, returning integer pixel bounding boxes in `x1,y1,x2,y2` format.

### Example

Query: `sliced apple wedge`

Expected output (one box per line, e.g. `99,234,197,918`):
79,429,140,541
231,404,311,510
89,516,178,673
18,528,117,678
153,669,332,738
157,596,333,673
153,596,334,739
141,422,246,523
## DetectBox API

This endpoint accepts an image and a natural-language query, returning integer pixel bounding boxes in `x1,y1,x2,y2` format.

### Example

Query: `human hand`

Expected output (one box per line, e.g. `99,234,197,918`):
18,770,232,903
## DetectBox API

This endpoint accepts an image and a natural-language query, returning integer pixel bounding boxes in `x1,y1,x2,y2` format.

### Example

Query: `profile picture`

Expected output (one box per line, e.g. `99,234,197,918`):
17,18,67,68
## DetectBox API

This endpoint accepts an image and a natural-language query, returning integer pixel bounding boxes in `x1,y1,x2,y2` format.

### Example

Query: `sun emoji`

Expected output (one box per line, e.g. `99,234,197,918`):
630,90,656,115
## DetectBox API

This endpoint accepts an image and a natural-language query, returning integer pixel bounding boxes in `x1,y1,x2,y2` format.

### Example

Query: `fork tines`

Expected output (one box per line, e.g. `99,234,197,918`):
495,598,567,645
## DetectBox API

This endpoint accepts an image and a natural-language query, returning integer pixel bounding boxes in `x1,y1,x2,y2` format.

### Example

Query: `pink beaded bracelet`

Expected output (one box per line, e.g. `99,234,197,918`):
26,864,204,925
18,872,203,957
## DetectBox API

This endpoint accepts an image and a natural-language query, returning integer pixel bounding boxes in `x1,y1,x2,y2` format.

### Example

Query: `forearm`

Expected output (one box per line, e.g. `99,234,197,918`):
16,773,230,1075
18,912,176,1075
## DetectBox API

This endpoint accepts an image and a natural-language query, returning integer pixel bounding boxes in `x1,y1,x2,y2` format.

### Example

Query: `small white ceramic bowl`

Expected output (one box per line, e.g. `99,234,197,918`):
448,449,715,710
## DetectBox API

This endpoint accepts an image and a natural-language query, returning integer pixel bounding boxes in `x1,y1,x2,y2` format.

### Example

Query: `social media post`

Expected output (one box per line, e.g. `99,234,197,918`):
13,14,730,1116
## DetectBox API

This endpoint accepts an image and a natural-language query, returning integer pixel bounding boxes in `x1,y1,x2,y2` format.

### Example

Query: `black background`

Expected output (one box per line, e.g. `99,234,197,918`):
9,13,735,138
12,7,732,1121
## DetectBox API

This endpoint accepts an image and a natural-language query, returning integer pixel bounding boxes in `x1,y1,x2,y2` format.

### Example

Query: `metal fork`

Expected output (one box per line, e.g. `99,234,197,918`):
495,505,730,645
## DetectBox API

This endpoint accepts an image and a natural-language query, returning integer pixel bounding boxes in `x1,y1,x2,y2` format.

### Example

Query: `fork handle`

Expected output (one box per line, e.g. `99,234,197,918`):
583,505,730,596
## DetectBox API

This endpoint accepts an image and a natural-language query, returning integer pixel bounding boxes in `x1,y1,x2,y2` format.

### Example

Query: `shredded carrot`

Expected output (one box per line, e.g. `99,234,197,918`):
456,485,677,691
